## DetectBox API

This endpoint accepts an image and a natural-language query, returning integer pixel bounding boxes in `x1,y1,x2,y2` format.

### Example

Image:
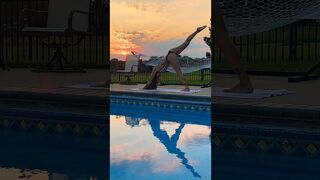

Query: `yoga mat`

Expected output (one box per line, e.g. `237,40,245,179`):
213,87,294,99
131,88,200,94
62,82,106,90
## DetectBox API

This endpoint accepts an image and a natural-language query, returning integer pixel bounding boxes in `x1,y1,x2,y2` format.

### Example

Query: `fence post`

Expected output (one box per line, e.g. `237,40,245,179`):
28,36,33,61
201,69,204,81
0,26,4,68
289,22,298,61
0,0,2,51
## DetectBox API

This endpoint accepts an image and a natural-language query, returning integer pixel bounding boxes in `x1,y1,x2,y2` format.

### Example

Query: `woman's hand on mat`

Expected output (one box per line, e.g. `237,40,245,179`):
223,82,254,93
196,25,207,32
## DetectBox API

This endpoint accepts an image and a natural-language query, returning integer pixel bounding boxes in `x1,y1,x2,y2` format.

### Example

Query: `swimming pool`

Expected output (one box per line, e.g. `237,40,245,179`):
110,96,211,180
0,99,107,136
0,129,108,179
213,118,320,180
0,98,108,179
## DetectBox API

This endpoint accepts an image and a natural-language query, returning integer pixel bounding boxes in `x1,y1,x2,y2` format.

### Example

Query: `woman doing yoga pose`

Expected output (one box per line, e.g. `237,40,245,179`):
144,25,207,91
144,1,254,93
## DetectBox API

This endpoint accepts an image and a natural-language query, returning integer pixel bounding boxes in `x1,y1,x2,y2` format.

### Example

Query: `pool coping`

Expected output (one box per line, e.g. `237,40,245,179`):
112,91,320,121
0,88,108,137
213,131,320,157
0,88,319,121
0,89,108,105
110,90,211,112
111,90,211,102
213,100,320,121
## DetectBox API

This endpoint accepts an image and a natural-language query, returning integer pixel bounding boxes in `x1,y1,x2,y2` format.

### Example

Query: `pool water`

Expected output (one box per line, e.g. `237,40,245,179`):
214,148,320,180
213,124,320,180
0,100,108,179
110,102,211,180
0,131,108,179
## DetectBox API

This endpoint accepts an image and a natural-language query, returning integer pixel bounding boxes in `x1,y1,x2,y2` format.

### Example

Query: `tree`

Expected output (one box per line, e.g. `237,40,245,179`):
203,27,213,53
110,58,119,73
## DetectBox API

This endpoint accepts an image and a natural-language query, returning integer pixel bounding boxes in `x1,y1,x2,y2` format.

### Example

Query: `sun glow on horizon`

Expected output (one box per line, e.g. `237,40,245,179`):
110,31,142,59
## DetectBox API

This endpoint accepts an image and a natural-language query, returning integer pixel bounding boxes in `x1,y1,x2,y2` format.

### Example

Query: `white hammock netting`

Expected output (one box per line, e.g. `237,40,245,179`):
146,0,320,74
221,0,320,36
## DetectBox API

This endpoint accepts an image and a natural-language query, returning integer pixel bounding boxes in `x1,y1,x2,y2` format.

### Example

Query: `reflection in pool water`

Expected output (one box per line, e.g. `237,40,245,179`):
110,104,211,180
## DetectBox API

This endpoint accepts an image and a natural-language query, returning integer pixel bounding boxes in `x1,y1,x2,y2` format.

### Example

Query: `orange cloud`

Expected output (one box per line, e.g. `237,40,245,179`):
110,0,211,59
110,31,142,56
126,2,170,13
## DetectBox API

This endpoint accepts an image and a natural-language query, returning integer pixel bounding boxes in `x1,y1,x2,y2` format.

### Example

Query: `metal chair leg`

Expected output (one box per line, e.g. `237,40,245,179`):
288,61,320,82
32,45,86,73
0,27,9,71
201,81,212,88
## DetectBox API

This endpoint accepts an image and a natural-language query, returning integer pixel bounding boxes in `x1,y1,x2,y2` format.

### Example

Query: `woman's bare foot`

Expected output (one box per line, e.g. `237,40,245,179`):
182,87,190,91
223,82,254,93
196,25,207,32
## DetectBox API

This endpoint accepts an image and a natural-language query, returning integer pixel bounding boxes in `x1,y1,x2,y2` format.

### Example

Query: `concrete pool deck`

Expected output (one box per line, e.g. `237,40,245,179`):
213,73,320,121
0,68,319,122
0,68,108,104
110,83,211,102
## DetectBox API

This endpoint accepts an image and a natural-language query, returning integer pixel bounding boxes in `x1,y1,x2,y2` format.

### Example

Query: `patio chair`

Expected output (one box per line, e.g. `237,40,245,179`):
20,0,92,72
288,61,320,82
0,25,9,71
0,25,5,70
117,55,139,85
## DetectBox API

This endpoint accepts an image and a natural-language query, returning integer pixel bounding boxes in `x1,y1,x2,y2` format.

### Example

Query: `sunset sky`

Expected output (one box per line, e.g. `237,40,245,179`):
110,0,211,60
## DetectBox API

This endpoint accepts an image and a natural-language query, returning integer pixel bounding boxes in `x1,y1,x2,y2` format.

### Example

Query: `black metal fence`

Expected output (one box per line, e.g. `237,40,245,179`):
0,0,107,68
214,20,320,73
110,70,211,86
110,59,211,85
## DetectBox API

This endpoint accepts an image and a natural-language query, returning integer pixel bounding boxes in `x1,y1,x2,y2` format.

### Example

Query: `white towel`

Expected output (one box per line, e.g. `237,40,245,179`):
213,87,294,99
131,88,200,94
62,82,106,90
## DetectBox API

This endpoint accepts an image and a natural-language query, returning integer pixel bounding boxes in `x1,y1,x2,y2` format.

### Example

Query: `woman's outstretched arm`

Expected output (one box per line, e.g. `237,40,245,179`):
143,65,161,89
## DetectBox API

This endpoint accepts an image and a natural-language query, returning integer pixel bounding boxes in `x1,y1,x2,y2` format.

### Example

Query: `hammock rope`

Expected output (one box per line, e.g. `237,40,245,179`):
144,56,211,74
221,0,320,36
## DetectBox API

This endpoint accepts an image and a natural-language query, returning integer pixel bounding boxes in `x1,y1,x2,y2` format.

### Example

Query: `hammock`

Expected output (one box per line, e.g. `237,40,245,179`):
220,0,320,36
144,56,211,74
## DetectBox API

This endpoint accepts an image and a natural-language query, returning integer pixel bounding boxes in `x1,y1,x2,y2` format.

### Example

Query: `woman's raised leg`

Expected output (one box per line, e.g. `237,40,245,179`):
170,25,207,55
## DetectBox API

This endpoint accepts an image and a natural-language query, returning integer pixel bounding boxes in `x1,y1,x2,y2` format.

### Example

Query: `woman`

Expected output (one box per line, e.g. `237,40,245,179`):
214,0,254,93
144,25,207,91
